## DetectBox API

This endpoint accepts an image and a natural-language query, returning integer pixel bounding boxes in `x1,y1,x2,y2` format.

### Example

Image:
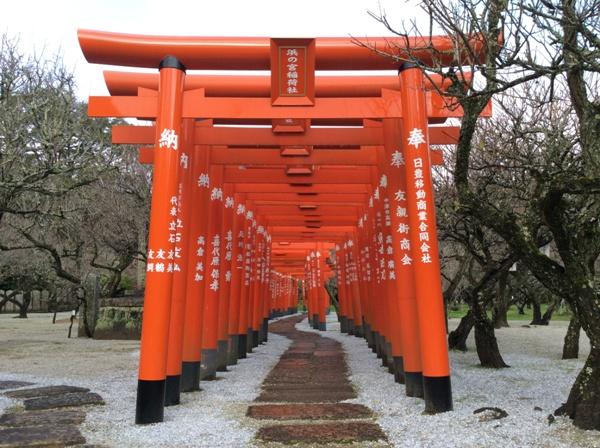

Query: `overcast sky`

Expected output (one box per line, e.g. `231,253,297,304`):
1,0,430,99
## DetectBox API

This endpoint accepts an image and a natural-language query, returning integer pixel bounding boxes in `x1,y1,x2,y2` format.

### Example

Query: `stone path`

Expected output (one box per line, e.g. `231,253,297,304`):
248,315,389,446
0,381,105,447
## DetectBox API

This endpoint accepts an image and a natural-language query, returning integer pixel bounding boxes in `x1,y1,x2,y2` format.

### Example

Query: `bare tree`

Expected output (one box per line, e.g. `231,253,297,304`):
368,0,600,429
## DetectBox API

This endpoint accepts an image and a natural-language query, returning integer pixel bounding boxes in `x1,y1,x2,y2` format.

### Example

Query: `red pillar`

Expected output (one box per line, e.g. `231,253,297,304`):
216,185,234,371
200,164,224,380
383,117,423,396
400,63,452,412
316,244,328,331
227,193,245,364
240,204,255,354
180,127,210,392
135,56,185,425
164,118,194,406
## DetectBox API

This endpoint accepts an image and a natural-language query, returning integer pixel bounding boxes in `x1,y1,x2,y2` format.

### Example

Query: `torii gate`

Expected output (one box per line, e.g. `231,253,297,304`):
78,29,488,425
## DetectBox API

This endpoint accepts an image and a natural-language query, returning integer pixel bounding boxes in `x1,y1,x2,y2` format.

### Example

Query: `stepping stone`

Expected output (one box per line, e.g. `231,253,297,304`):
256,389,356,403
0,381,34,391
261,384,355,392
0,409,86,427
23,392,104,411
248,403,373,420
5,385,89,399
0,424,85,447
257,421,387,444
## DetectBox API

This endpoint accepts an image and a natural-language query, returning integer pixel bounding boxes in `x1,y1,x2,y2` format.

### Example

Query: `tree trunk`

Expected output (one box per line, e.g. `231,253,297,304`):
448,309,475,351
556,346,600,430
516,301,526,315
17,291,31,318
530,300,543,325
562,316,580,360
472,298,509,368
538,298,558,325
492,270,510,328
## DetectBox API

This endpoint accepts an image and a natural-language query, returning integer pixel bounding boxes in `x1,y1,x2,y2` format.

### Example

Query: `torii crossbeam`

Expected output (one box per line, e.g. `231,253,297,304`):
78,29,489,425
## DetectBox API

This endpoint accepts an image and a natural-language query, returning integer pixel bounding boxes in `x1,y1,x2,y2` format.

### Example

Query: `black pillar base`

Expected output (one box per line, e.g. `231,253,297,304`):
347,319,355,335
318,321,326,331
339,316,348,333
164,375,181,406
238,334,248,359
216,340,229,372
228,335,239,366
353,324,364,338
312,314,319,329
287,307,295,315
423,376,453,413
375,333,383,358
252,329,260,347
405,371,424,398
246,328,254,353
372,331,380,354
200,349,218,380
380,338,389,367
386,342,395,374
393,357,405,384
262,318,269,343
364,323,373,347
180,361,201,392
135,379,165,424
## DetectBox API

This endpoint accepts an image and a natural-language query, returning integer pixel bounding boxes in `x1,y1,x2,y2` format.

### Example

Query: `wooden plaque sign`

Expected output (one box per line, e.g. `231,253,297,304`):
271,38,316,106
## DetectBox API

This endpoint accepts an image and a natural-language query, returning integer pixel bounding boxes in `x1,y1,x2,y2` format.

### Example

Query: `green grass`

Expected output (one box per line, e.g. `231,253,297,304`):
447,303,572,321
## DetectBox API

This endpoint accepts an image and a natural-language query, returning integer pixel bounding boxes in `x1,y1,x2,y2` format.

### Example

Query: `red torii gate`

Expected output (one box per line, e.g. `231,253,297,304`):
78,29,487,425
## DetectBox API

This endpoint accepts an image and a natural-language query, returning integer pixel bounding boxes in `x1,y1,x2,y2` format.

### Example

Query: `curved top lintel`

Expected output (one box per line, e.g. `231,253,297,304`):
78,29,486,70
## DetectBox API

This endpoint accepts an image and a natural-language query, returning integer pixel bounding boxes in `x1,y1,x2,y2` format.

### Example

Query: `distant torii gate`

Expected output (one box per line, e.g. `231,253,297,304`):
78,29,488,425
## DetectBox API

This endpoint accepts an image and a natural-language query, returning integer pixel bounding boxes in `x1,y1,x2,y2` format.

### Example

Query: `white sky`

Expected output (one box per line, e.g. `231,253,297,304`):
1,0,430,99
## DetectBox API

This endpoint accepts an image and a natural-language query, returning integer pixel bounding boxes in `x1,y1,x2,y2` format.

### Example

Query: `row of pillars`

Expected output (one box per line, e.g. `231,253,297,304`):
135,57,299,424
135,55,452,424
297,65,453,415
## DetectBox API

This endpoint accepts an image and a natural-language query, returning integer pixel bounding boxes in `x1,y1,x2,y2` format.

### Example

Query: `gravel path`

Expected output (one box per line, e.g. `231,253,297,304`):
1,312,599,447
0,312,292,447
297,315,599,448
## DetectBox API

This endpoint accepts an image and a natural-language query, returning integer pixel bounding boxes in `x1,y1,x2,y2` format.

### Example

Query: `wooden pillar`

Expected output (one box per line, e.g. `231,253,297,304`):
383,117,424,397
164,118,194,406
216,185,235,371
226,193,245,364
399,63,452,412
180,127,210,392
135,56,185,425
200,165,224,380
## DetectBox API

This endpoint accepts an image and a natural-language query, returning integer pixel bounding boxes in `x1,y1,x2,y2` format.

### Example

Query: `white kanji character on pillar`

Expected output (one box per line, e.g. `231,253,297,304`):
159,128,178,150
407,128,426,149
197,173,210,188
180,153,189,169
390,150,405,167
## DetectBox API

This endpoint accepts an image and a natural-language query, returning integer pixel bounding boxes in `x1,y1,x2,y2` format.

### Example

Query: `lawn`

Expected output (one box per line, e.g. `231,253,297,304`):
447,303,572,321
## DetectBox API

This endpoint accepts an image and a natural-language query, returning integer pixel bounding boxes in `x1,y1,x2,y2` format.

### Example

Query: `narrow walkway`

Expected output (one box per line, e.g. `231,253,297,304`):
247,315,388,446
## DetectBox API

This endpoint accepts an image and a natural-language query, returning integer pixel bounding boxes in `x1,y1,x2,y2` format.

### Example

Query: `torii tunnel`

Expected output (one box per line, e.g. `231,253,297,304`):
78,29,489,425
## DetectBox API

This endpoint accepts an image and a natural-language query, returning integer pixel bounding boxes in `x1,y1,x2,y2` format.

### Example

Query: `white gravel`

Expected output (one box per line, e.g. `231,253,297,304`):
296,315,600,448
2,312,599,447
0,312,293,447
